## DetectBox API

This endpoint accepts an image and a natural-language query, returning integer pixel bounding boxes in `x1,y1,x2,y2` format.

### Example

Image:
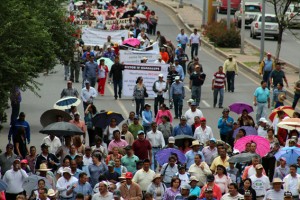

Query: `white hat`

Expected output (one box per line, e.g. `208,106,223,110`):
175,76,180,80
259,117,268,123
47,189,57,197
142,57,148,60
62,167,73,175
187,99,194,103
158,74,164,77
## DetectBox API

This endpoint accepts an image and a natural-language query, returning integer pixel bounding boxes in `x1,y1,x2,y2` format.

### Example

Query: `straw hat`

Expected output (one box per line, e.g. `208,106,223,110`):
271,178,284,184
47,189,57,197
62,167,73,175
152,174,161,182
190,140,201,147
37,163,52,171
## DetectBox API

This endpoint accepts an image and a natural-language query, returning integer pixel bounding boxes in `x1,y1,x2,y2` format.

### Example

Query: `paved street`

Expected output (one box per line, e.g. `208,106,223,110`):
1,1,268,151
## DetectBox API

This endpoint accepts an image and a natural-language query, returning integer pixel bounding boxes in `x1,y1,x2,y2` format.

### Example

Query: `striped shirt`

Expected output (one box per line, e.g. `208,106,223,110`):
213,72,226,89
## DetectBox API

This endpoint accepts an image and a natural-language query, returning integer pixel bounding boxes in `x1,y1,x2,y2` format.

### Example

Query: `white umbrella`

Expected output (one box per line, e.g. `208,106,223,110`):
134,13,147,19
53,96,81,110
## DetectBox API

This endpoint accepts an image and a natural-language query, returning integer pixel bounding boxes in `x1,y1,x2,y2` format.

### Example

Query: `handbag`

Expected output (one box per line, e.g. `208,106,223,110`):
143,86,149,98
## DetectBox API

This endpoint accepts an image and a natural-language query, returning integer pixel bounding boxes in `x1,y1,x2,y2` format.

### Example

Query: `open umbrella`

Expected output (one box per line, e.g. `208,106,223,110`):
53,97,81,110
229,102,254,114
0,180,7,192
40,122,84,137
275,146,300,165
277,118,300,131
97,57,114,71
269,106,294,122
232,126,258,138
22,175,51,196
121,10,137,19
156,148,186,166
174,135,195,147
122,38,140,47
234,135,270,157
40,109,72,127
134,13,147,19
228,153,260,163
92,111,124,129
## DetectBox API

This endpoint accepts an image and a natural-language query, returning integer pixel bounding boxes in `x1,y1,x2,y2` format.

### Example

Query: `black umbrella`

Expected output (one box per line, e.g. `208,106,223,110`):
92,111,124,129
39,122,84,137
40,109,72,127
174,135,195,147
121,10,137,19
228,153,260,163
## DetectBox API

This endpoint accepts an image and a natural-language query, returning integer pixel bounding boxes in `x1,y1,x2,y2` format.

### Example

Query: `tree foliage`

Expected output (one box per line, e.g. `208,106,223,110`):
0,0,75,129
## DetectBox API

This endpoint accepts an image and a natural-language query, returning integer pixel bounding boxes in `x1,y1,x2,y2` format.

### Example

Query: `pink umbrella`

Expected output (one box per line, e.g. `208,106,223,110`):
234,135,270,157
122,38,140,47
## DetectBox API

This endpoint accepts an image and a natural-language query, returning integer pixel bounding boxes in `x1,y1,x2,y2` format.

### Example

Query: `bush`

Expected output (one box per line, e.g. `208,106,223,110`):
206,20,241,48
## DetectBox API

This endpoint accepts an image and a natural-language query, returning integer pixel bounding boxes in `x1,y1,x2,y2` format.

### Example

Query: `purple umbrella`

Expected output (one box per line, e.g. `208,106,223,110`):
155,148,186,166
233,126,258,138
229,102,254,114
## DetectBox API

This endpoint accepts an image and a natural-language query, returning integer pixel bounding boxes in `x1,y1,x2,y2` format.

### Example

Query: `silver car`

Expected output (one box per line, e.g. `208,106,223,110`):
234,2,261,28
250,14,279,40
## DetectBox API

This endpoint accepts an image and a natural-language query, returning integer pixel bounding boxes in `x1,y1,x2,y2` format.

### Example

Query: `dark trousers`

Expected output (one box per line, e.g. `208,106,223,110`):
262,156,276,182
154,95,164,116
113,79,123,98
87,128,95,146
173,94,183,118
135,98,145,116
220,132,233,146
10,102,20,124
292,93,300,109
70,61,80,82
191,43,199,59
191,86,202,106
181,44,186,52
263,71,272,89
87,77,97,88
83,102,89,112
226,71,235,92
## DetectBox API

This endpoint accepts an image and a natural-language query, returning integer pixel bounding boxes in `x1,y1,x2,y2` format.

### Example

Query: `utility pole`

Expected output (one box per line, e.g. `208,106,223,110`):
202,0,207,26
179,0,183,8
240,0,245,54
227,0,231,30
259,0,266,61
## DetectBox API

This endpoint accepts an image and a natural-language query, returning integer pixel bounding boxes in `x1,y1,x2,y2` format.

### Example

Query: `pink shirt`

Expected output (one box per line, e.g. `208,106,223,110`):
155,110,173,125
108,139,128,152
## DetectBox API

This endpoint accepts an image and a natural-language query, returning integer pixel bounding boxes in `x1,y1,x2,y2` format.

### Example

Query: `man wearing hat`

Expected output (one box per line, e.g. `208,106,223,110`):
243,190,252,200
185,140,205,169
264,177,284,199
80,80,97,111
128,115,144,139
274,157,289,180
47,189,57,200
56,167,78,200
189,64,206,107
249,164,270,200
83,53,98,87
284,191,293,200
173,116,193,136
154,55,166,64
174,184,191,199
259,52,275,89
184,102,203,125
132,130,152,161
3,158,28,200
202,188,216,200
194,117,213,145
283,164,300,200
119,172,142,199
152,73,168,116
121,145,139,174
189,176,201,197
0,143,18,176
35,143,60,172
103,161,119,184
223,54,238,93
61,81,79,98
257,117,269,137
167,64,180,109
170,76,185,119
199,175,222,199
162,137,179,149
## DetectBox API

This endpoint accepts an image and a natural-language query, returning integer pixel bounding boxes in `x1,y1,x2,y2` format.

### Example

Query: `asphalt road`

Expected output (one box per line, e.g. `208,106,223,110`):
182,0,300,67
0,1,267,152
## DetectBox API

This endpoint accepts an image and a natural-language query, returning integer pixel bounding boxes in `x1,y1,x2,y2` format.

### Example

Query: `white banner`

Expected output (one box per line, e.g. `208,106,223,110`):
82,28,128,46
123,63,169,98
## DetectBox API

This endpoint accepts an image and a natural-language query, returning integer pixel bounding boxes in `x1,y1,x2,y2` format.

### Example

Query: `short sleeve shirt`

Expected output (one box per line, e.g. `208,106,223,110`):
270,70,285,86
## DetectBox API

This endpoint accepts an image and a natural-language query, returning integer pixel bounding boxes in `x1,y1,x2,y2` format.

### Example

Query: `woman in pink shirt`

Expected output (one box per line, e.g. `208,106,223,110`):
155,104,173,125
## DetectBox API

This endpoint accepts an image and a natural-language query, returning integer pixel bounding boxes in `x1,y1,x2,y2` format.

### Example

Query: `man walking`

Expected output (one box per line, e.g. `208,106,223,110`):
269,63,289,89
176,29,189,52
70,41,82,83
259,52,275,89
212,66,226,108
61,81,79,98
292,79,300,109
10,86,22,124
81,81,97,111
152,74,168,116
83,55,98,87
8,112,31,144
109,57,125,100
167,65,179,109
223,55,238,93
170,76,185,119
189,29,201,60
189,64,206,107
253,81,270,123
217,108,234,144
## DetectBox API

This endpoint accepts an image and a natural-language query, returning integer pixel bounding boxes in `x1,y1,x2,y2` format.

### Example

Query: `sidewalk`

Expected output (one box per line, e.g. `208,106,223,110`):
152,0,299,98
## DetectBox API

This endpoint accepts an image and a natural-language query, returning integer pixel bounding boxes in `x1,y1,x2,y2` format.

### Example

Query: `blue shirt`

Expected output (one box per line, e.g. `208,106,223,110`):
82,51,95,60
170,82,185,99
190,186,201,197
217,116,234,135
173,124,193,136
9,119,31,143
176,33,189,44
185,150,205,169
72,181,93,197
254,86,270,102
73,168,83,179
84,61,98,79
263,59,273,72
175,65,185,80
103,51,116,61
142,110,153,126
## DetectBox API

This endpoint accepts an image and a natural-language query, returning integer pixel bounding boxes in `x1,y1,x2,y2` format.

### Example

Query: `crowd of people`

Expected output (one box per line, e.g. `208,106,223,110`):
3,0,300,200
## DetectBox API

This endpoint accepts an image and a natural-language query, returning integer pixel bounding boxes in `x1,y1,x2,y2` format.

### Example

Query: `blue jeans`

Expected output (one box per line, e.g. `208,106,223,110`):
151,147,160,171
173,94,183,118
113,79,123,98
87,77,97,88
293,93,300,109
213,88,224,107
191,86,202,106
135,98,145,116
191,43,199,59
256,102,268,123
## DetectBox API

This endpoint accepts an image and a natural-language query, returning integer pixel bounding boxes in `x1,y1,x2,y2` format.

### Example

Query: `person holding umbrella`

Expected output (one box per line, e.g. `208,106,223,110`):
237,109,255,127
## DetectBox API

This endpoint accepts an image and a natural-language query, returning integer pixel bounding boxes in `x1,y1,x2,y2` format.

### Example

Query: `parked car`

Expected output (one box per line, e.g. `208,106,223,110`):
250,14,279,40
217,0,241,14
286,4,300,27
234,2,261,28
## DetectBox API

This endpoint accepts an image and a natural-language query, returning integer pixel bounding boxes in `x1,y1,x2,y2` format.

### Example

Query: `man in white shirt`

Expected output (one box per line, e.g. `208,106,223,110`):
221,183,243,200
81,80,97,111
188,154,211,187
56,167,78,200
184,102,203,125
189,28,201,60
154,55,166,64
3,158,28,200
264,178,284,200
152,74,168,116
133,159,155,192
147,122,165,171
283,164,300,200
92,181,113,200
250,164,270,200
257,117,269,137
42,134,62,154
160,156,178,187
83,146,93,166
194,117,213,145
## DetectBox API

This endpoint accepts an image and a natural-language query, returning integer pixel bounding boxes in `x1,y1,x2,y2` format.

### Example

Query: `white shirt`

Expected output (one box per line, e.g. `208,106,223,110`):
56,176,78,198
257,126,268,137
153,81,168,98
184,109,203,125
83,155,93,166
194,126,214,144
154,60,166,64
250,175,270,196
146,130,165,148
42,136,62,154
81,87,97,103
221,193,244,200
3,169,28,193
189,33,201,44
263,189,284,200
92,192,113,200
132,169,155,191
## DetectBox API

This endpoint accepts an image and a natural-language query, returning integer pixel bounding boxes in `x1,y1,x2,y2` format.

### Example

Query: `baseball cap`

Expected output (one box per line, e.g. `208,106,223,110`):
181,184,191,190
284,191,292,197
244,190,252,196
174,58,179,61
255,164,263,169
259,117,268,123
6,144,13,149
84,80,90,85
180,116,187,121
108,160,115,167
207,174,215,182
280,157,286,162
187,99,194,103
200,117,206,121
75,153,83,159
125,172,133,179
41,143,49,148
137,130,145,135
205,188,213,193
134,115,139,120
191,102,197,106
20,159,28,164
175,76,180,80
158,74,164,77
210,138,217,143
168,137,175,143
223,108,230,113
267,52,272,56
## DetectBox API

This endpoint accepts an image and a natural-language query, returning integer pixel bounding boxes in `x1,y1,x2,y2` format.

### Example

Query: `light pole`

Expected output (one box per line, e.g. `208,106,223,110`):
202,0,207,26
240,0,245,54
259,0,266,61
227,0,231,30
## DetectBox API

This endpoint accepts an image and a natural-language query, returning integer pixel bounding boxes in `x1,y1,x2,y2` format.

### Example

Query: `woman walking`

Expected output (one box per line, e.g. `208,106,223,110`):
133,76,146,116
97,59,109,96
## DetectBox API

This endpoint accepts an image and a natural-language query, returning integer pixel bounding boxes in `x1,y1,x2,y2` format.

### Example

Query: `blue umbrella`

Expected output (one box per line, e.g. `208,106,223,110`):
92,111,124,129
155,148,186,166
53,96,81,110
275,146,300,165
233,126,258,138
0,180,7,192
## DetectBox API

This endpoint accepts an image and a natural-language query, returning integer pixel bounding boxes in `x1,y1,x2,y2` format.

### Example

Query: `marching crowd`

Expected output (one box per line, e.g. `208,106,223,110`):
3,0,300,200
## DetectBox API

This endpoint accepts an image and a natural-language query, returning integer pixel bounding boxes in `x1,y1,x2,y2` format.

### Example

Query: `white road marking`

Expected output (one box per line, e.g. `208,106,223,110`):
107,84,129,117
202,100,210,107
